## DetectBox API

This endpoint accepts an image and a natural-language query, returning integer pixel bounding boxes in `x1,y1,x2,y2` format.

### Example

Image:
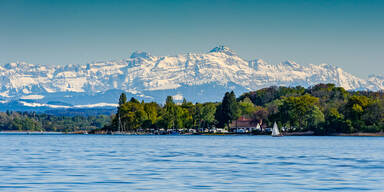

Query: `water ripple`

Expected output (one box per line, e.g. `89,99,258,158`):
0,135,383,191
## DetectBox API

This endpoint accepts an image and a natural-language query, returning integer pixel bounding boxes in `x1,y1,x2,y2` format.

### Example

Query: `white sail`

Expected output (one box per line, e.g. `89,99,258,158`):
272,122,281,136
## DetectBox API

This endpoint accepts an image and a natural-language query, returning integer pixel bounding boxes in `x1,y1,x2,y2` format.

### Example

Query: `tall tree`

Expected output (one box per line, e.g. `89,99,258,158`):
180,99,194,129
116,93,127,131
144,102,160,125
163,96,176,129
220,91,240,128
200,103,218,128
118,93,127,106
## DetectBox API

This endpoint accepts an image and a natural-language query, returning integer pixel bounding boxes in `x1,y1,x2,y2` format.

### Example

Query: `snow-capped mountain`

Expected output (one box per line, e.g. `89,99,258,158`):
1,46,383,110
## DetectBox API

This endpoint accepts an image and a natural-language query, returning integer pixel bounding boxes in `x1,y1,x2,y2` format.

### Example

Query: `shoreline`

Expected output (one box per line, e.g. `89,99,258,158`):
330,132,384,137
2,130,384,136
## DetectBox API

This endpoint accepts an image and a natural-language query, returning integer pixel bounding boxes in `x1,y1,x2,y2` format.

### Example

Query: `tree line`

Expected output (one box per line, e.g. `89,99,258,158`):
0,111,110,132
104,83,384,135
1,83,382,134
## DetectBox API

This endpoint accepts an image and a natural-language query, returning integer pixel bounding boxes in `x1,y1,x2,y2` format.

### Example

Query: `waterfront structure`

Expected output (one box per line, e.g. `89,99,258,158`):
229,116,261,133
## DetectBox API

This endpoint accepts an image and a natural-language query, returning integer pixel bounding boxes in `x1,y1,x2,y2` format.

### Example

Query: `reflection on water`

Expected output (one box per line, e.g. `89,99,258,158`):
0,135,383,191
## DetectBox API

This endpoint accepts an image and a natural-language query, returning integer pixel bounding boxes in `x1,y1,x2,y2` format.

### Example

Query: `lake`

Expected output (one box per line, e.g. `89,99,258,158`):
0,134,383,191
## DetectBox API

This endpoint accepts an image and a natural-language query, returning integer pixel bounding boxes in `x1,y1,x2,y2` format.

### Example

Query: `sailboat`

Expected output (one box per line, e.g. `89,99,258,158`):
271,122,282,137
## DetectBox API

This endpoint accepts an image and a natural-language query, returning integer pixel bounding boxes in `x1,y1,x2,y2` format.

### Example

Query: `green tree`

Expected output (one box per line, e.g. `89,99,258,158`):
344,95,370,120
279,94,319,130
361,99,384,132
118,93,127,106
163,96,176,129
238,97,256,117
343,95,370,129
219,91,240,128
197,103,217,128
306,105,325,131
114,93,128,131
180,99,194,129
120,99,147,131
146,102,159,121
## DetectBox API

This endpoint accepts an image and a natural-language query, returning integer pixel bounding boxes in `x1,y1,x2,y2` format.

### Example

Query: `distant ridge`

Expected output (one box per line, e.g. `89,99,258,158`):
0,46,383,111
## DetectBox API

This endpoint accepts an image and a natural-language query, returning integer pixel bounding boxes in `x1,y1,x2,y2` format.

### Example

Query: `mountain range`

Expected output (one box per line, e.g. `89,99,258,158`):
1,46,383,111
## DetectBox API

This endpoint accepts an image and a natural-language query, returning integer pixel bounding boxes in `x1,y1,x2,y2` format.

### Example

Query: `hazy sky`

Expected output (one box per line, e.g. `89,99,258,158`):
1,0,383,77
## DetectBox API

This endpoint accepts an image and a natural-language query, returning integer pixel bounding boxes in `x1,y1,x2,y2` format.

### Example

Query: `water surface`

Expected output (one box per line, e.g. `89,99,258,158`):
0,134,383,191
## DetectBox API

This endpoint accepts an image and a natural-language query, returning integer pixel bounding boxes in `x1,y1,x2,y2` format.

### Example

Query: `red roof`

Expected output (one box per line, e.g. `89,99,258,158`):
229,117,257,128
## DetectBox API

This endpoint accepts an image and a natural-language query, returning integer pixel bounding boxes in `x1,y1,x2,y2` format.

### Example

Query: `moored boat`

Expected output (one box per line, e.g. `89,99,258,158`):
271,122,282,137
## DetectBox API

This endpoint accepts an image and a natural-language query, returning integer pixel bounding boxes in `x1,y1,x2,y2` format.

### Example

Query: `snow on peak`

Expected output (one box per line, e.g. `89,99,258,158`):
318,63,337,70
130,51,151,59
4,62,24,69
248,59,266,70
208,46,236,56
368,74,384,79
1,46,383,109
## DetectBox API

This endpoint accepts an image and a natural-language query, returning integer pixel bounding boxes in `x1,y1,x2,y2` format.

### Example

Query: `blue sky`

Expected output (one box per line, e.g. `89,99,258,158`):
1,0,383,77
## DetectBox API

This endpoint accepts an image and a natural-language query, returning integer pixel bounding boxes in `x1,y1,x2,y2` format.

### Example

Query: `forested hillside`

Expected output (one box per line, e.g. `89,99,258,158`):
105,83,384,135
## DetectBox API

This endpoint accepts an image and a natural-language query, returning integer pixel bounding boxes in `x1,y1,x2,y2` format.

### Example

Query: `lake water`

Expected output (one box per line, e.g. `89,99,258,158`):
0,134,383,191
